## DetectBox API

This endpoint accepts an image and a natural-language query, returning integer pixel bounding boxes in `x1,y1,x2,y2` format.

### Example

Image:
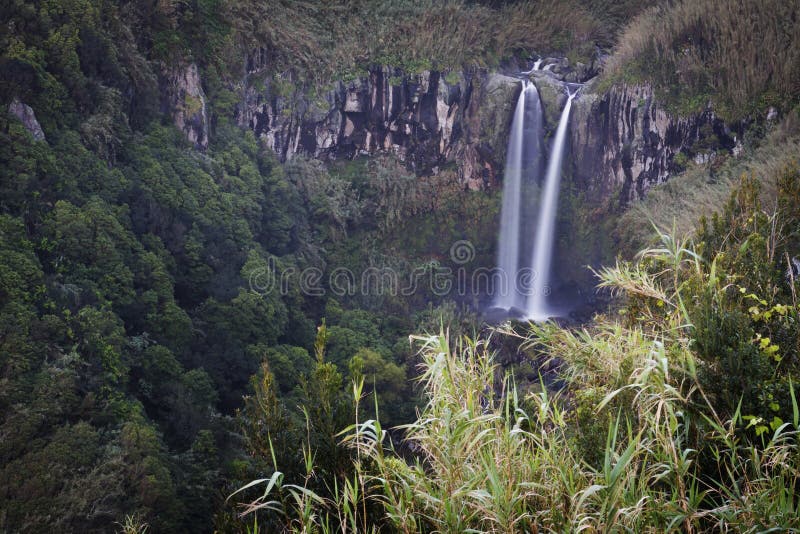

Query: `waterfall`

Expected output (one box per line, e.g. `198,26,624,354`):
492,77,577,320
494,80,543,310
520,59,543,75
526,91,576,321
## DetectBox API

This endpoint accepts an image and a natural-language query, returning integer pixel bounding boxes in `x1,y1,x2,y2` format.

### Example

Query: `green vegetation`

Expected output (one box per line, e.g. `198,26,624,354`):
0,115,488,530
0,1,500,526
3,0,800,531
230,0,648,82
601,0,800,121
234,164,800,531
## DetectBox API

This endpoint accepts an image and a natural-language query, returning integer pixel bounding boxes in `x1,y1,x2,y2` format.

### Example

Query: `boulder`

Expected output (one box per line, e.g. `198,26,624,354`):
163,63,208,150
8,98,45,142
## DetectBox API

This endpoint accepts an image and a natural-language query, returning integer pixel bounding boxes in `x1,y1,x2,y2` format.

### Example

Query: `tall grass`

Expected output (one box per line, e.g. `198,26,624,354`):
234,233,800,530
602,0,800,120
230,0,620,83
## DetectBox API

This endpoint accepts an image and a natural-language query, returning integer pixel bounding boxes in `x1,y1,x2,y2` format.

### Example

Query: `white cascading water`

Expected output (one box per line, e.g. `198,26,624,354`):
494,80,543,310
526,91,576,320
520,59,543,75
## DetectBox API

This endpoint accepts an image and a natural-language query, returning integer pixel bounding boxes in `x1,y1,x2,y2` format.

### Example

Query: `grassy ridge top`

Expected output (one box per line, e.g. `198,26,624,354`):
0,0,652,145
228,0,641,81
600,0,800,122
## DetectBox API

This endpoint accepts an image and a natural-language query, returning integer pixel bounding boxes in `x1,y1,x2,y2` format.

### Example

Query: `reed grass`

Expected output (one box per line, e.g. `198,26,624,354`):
234,235,800,530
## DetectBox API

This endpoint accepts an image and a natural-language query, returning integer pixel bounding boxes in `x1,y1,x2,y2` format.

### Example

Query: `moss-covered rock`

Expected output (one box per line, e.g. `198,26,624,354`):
477,73,522,166
529,72,567,129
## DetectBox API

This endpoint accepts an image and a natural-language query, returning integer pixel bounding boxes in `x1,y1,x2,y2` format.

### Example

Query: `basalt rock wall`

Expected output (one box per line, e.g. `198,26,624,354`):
164,59,742,202
569,82,740,205
238,67,521,190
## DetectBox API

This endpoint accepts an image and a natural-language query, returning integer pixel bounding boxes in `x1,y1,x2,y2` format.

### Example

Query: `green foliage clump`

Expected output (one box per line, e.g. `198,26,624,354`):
691,168,800,423
0,48,322,527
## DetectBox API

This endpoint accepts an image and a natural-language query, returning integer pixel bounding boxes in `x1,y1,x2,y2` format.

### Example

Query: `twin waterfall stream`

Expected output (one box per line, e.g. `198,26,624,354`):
493,75,578,321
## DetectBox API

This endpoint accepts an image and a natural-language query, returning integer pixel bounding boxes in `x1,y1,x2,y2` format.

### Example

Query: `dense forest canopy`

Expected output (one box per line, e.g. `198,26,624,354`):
1,0,800,532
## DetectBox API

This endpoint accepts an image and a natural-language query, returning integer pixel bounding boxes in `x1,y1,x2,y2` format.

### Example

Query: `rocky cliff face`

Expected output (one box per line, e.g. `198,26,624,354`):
163,58,741,203
163,63,209,150
8,97,46,142
239,67,520,190
569,82,740,204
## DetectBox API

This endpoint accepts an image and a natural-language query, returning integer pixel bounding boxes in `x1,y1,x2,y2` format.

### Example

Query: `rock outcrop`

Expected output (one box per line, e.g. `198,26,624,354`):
522,55,603,84
164,56,740,203
8,98,46,142
240,67,521,190
528,72,568,126
163,63,208,150
569,82,740,204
